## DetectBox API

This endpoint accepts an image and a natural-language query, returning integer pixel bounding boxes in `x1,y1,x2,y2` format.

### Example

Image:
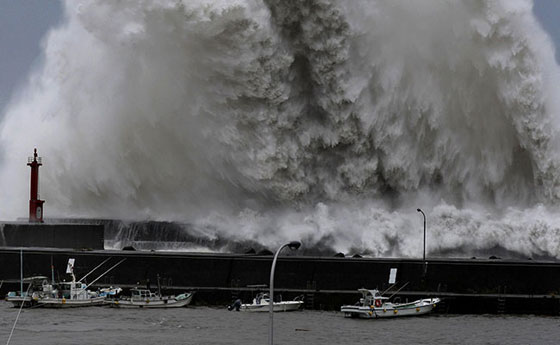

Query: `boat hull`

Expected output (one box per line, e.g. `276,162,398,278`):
108,292,193,308
37,296,106,308
341,298,440,319
5,296,37,308
240,301,303,312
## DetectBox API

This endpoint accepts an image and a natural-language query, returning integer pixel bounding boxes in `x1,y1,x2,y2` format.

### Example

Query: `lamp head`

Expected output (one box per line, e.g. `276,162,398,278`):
287,241,301,250
417,208,421,212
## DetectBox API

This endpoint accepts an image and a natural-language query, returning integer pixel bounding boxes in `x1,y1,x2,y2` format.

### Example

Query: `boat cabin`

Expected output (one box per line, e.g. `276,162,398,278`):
130,288,158,300
253,292,271,304
358,289,389,307
59,282,90,300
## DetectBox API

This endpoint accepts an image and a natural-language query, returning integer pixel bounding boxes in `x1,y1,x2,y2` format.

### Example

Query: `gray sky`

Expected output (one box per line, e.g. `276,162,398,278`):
0,1,559,114
0,0,62,112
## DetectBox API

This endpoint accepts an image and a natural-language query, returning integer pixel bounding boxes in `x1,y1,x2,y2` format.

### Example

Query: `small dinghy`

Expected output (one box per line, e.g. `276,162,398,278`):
341,289,440,319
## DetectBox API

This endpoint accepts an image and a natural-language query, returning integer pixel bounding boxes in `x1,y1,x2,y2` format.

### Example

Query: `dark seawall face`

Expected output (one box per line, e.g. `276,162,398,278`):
1,248,560,313
0,223,104,249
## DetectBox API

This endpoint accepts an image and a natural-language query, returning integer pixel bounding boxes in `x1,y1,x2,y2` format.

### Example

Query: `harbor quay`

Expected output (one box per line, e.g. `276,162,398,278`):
1,247,560,315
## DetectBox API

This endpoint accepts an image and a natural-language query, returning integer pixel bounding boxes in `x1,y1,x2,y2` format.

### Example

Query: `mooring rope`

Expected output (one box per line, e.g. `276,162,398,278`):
6,283,32,345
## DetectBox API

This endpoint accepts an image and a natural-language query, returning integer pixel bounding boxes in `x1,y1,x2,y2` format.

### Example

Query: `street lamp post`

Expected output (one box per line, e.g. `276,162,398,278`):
269,241,301,345
417,208,426,261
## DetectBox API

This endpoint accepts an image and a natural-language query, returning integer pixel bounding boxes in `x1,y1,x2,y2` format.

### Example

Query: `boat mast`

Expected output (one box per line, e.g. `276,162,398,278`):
157,274,162,297
20,249,23,296
51,255,55,284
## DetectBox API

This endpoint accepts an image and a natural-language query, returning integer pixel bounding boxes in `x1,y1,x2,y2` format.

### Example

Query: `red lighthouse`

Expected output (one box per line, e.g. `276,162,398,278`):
27,148,44,223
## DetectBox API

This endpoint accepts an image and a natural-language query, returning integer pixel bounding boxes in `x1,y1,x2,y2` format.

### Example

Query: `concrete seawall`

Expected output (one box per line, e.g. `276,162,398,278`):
1,247,559,314
0,223,104,249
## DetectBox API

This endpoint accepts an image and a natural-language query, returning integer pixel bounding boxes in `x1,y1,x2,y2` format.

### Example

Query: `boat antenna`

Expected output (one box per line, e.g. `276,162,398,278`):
77,257,112,283
85,258,126,289
387,282,410,300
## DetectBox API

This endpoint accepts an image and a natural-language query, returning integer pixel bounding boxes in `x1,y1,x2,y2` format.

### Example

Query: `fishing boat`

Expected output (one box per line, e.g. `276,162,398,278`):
5,276,56,308
37,281,106,308
340,289,440,318
37,257,125,308
5,250,59,308
233,292,303,312
108,287,194,308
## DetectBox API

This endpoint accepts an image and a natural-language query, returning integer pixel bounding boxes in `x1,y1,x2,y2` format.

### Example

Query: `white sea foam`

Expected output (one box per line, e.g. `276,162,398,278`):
1,0,560,257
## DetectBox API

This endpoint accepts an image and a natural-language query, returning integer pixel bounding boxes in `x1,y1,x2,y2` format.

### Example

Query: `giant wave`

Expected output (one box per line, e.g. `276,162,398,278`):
1,0,560,257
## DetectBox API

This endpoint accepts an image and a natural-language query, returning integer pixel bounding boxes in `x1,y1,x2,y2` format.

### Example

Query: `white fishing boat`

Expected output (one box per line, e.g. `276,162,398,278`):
235,292,303,312
340,289,440,318
37,257,126,308
108,287,194,308
37,281,106,308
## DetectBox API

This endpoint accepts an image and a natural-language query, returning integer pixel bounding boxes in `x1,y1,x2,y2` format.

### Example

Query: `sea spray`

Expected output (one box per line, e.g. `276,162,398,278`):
1,0,560,257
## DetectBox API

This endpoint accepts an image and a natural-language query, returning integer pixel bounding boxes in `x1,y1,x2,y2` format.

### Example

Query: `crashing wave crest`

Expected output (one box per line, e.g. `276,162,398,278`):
1,0,560,257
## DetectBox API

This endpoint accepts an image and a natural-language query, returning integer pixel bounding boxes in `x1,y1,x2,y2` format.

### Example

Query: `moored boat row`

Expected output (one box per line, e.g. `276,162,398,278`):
5,258,195,309
5,258,439,317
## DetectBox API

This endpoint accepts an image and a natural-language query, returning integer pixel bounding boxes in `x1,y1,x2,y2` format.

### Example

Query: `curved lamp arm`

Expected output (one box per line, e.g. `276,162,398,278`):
269,241,301,345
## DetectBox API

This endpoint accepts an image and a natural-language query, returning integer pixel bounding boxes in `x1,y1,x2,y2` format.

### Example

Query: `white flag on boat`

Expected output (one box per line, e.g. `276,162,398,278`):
66,258,75,274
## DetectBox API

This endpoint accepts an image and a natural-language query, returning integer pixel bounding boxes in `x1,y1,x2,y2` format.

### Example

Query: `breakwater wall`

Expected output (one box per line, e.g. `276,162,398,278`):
1,248,559,314
0,223,104,249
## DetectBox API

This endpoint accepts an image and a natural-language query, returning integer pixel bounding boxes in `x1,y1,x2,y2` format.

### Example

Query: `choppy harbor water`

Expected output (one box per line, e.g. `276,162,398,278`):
1,302,559,345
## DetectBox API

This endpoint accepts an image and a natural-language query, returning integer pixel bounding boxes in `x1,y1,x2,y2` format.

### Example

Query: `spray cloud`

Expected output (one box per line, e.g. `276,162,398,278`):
1,0,560,257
